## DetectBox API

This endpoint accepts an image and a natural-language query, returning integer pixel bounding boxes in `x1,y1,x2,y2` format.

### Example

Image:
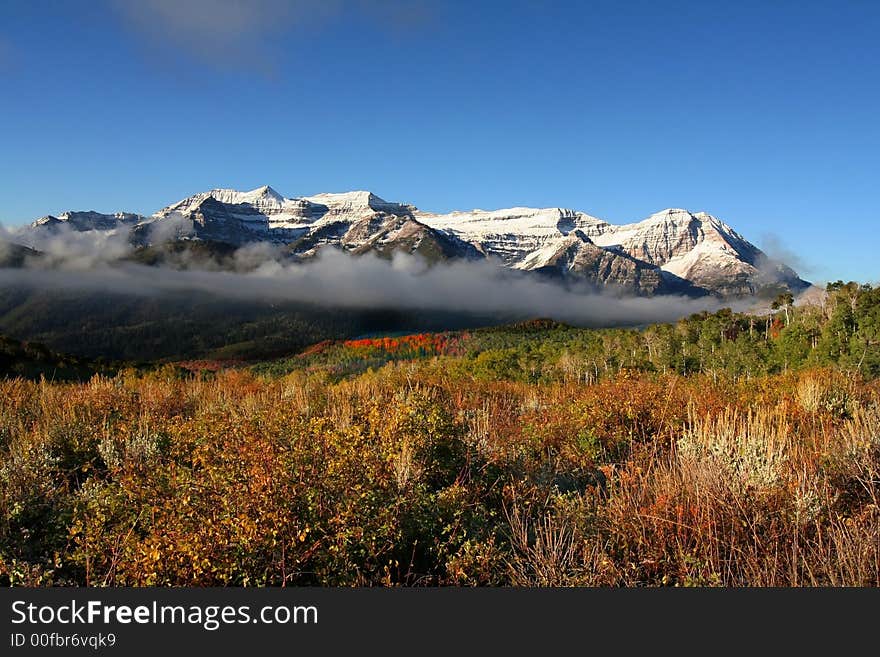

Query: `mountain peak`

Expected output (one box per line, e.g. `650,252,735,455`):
29,210,143,232
252,185,283,200
640,208,696,224
206,186,285,207
303,191,415,216
31,215,61,228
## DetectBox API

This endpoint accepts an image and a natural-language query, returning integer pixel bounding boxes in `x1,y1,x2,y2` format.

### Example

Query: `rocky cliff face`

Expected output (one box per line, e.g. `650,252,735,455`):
12,186,810,297
517,231,667,295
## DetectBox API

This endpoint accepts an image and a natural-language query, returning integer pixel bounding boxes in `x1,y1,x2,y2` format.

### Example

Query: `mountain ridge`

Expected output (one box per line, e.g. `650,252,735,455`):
14,186,810,298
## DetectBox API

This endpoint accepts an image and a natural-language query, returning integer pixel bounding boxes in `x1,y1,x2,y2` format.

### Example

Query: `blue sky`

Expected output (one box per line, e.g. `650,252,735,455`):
1,0,878,283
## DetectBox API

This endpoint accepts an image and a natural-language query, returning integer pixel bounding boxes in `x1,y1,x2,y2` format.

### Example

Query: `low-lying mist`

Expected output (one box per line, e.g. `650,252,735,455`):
0,224,728,328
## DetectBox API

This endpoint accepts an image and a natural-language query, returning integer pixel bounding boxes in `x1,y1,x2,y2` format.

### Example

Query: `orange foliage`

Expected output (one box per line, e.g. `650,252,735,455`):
1,365,878,587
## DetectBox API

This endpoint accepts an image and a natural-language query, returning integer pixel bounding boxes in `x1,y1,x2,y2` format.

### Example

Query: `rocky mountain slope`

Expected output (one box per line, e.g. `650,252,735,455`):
12,186,809,297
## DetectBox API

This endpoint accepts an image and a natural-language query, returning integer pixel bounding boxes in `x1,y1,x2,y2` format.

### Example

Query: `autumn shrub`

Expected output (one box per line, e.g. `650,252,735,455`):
1,364,879,586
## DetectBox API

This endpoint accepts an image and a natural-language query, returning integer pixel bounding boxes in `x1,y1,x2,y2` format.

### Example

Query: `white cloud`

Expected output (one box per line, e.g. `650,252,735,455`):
0,243,728,327
109,0,428,71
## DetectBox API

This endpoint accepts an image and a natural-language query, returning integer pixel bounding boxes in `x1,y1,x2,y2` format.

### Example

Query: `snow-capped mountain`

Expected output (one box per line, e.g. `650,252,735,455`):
14,186,809,297
30,210,145,232
589,209,803,297
131,187,472,261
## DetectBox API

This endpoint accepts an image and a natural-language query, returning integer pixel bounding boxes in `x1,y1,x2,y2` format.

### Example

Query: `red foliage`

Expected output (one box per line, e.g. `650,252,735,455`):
175,359,242,373
341,333,465,358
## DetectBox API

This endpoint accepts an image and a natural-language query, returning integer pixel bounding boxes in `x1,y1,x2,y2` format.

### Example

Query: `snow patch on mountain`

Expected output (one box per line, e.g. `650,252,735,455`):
418,207,609,267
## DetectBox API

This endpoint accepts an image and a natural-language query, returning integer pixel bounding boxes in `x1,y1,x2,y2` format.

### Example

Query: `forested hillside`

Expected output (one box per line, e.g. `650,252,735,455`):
259,282,880,381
